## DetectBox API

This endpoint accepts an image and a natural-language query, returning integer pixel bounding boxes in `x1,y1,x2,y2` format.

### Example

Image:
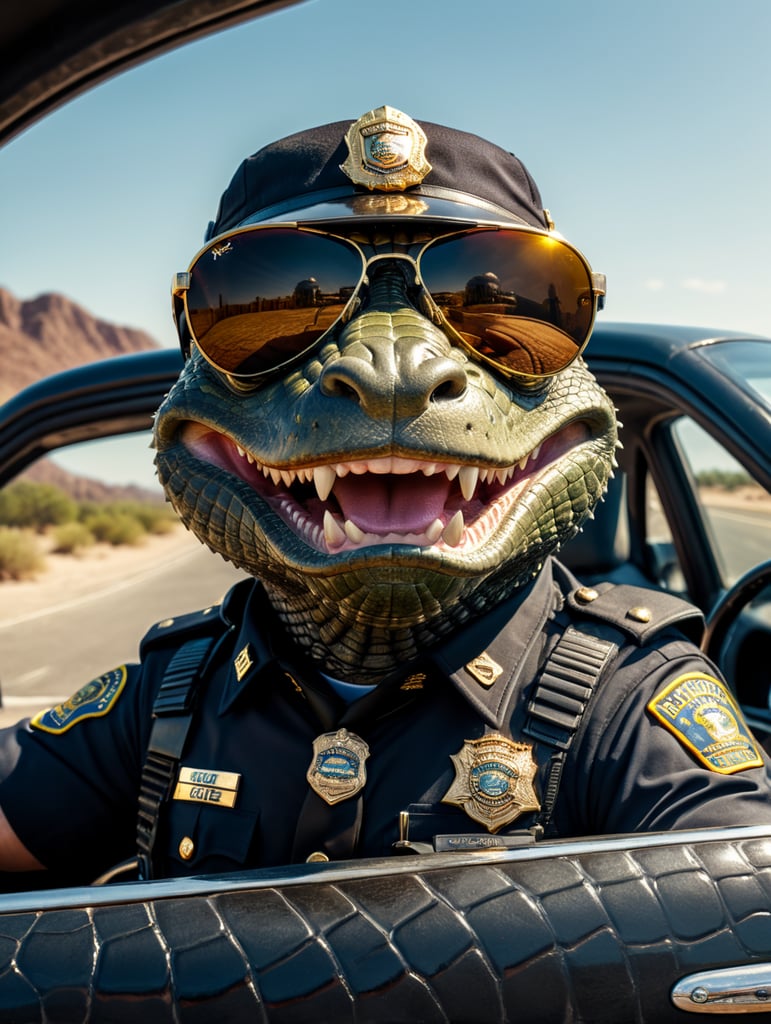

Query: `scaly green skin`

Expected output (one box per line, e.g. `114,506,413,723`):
154,269,617,682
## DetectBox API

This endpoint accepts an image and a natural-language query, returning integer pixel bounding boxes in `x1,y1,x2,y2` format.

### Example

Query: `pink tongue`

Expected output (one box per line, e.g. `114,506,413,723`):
333,474,452,533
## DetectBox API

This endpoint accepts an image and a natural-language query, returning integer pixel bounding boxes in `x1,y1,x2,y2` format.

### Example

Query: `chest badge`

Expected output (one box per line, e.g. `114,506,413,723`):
307,729,370,805
443,734,541,833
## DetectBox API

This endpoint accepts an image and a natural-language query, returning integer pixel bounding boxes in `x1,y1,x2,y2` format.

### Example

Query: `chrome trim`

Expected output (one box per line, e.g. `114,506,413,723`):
0,824,768,915
672,964,771,1012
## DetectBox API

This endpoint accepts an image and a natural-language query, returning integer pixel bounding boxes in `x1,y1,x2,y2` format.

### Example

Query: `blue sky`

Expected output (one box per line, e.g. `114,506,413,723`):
2,0,771,352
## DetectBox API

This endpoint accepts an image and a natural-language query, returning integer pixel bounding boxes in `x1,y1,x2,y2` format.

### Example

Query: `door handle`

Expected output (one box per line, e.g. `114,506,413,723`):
672,964,771,1012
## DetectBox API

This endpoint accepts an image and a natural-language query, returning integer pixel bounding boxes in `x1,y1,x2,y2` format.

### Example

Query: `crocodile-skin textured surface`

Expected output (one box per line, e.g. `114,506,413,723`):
0,834,769,1023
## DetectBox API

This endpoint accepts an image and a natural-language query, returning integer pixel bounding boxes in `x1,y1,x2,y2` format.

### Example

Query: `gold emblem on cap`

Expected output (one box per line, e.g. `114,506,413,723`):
341,105,431,191
442,734,540,833
307,728,370,805
466,651,504,688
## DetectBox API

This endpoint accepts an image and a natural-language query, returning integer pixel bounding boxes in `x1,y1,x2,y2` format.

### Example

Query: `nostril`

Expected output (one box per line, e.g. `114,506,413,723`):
320,373,361,402
431,378,465,401
428,363,468,402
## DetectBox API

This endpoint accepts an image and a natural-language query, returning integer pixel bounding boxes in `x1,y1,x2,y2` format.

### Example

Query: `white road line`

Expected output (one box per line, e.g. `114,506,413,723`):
0,544,201,631
706,507,770,525
11,667,50,686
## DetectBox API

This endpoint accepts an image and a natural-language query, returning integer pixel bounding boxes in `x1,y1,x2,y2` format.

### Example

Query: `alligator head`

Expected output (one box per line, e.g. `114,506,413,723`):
153,109,618,683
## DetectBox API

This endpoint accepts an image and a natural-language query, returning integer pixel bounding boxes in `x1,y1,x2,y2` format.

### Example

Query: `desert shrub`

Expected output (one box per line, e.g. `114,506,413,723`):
110,501,176,534
52,521,96,554
83,511,146,546
0,482,77,531
0,527,45,580
143,511,177,535
696,469,754,491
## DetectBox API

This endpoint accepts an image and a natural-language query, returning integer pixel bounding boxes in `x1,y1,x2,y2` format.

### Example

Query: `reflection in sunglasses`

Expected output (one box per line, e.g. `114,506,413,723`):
177,224,600,381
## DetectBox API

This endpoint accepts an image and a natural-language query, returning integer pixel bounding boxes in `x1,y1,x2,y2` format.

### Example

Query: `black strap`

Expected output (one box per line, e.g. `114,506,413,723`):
135,636,217,880
524,625,618,835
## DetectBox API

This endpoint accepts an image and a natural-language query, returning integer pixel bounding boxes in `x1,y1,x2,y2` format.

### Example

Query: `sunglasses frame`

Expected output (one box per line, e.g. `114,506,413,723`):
172,220,605,384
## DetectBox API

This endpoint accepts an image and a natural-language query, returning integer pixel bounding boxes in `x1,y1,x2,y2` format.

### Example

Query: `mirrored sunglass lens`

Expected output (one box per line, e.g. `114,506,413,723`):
420,230,595,377
186,229,364,375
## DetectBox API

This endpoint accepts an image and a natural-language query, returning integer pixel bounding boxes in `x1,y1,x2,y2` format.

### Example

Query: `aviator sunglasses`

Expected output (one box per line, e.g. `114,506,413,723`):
172,223,605,382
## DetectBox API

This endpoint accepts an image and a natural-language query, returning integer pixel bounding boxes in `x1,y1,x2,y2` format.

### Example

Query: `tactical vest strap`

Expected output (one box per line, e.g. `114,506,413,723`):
524,625,618,835
136,635,217,880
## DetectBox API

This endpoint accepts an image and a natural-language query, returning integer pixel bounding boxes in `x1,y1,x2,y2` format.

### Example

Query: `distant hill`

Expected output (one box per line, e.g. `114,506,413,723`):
0,287,160,403
0,287,165,500
20,458,164,506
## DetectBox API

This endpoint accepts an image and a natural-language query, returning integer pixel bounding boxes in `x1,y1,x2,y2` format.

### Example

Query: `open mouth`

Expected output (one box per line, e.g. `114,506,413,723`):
181,422,589,555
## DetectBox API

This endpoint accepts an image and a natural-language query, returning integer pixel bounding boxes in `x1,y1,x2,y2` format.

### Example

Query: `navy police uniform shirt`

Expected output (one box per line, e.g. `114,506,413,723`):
1,559,771,883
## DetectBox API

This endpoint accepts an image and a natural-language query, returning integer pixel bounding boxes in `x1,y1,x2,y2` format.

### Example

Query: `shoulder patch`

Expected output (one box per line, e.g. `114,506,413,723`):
647,672,763,774
31,666,127,735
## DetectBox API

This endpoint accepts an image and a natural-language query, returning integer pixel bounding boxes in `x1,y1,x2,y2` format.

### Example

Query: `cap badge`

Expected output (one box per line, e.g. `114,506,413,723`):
442,734,540,833
341,105,432,191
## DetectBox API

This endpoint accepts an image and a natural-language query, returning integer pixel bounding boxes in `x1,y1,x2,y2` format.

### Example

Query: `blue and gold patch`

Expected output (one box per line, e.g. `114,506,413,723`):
31,666,127,734
647,672,763,774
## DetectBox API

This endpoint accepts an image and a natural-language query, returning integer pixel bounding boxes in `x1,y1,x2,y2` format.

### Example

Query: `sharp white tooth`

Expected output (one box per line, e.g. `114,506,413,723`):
422,463,437,476
314,465,336,501
496,468,508,485
425,518,444,543
236,444,245,458
518,455,528,471
324,511,346,549
442,510,464,547
246,453,255,465
459,466,479,501
280,470,294,487
269,468,281,485
344,519,365,543
445,464,461,481
532,444,542,460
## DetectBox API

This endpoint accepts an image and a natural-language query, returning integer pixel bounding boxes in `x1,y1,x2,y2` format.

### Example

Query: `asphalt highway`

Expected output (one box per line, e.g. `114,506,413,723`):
0,543,245,724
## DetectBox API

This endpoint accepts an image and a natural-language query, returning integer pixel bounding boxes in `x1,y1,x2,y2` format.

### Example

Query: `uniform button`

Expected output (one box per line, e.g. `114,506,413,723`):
575,586,599,603
306,851,329,863
627,606,652,623
178,836,195,860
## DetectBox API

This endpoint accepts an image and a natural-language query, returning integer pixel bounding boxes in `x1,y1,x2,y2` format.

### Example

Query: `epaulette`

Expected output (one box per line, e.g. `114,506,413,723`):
139,604,228,657
564,582,705,646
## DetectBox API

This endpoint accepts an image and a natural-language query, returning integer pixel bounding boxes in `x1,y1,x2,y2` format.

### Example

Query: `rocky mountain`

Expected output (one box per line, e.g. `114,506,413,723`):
0,287,160,402
20,457,164,505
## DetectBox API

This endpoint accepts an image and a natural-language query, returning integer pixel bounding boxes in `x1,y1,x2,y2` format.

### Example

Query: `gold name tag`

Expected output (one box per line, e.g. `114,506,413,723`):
173,766,241,808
